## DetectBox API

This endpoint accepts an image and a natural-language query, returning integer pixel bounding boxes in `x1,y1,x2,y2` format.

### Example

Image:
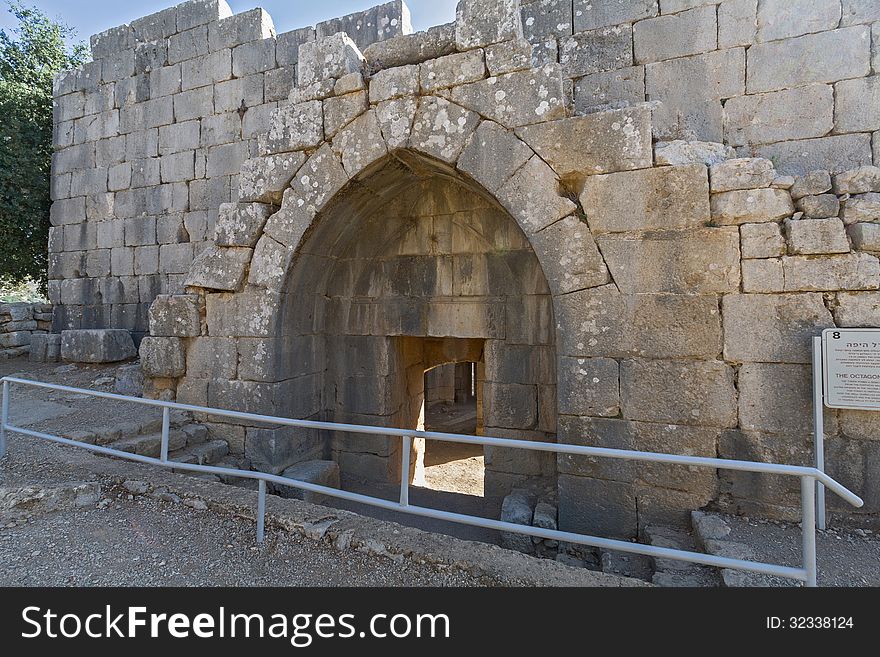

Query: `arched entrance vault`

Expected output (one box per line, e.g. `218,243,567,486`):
150,97,612,502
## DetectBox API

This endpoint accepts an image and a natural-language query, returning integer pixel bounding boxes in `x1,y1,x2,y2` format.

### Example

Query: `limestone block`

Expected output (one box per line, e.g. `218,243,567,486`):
521,0,572,39
331,110,388,176
756,0,841,42
621,359,737,428
516,106,653,181
554,286,723,359
786,218,850,255
248,235,294,289
90,25,133,60
558,25,633,78
186,336,237,379
265,67,295,102
722,294,834,364
741,258,784,293
369,64,420,103
834,76,880,134
709,158,776,193
724,84,834,147
448,64,567,128
747,27,871,94
323,90,369,138
262,101,324,155
558,474,637,539
789,170,832,201
420,50,486,93
484,382,537,430
710,188,794,225
134,41,167,75
148,294,202,337
334,72,366,96
741,222,785,259
362,23,456,70
408,96,479,163
634,6,717,64
783,253,880,291
298,32,365,87
738,363,818,435
276,460,341,504
848,223,880,252
232,37,276,78
581,165,710,233
755,134,873,177
597,228,741,294
795,194,840,219
239,152,306,204
833,166,880,195
719,0,758,48
840,410,880,442
528,215,609,294
485,38,543,76
208,8,275,52
655,140,735,167
139,337,186,378
375,97,418,149
496,156,576,233
842,193,880,224
455,0,523,50
177,1,233,32
50,197,86,226
573,66,645,115
573,0,658,32
61,329,136,363
457,120,534,193
214,203,273,248
185,246,252,291
558,357,619,417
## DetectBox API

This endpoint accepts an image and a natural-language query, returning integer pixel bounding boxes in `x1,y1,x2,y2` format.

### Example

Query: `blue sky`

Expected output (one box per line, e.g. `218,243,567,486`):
0,1,458,45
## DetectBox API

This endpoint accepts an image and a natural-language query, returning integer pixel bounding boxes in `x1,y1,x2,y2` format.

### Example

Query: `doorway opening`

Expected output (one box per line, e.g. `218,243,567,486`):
415,361,485,497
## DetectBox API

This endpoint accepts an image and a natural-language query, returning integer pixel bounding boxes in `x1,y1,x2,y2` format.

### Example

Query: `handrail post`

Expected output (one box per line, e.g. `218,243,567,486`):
400,435,412,507
256,479,266,544
0,379,9,459
160,407,170,463
812,336,827,530
801,476,818,587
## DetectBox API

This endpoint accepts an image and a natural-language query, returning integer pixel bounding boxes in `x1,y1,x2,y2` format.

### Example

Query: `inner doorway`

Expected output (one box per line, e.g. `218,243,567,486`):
417,362,485,497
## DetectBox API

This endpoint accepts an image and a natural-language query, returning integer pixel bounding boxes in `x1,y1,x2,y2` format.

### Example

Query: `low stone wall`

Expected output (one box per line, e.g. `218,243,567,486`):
0,303,53,360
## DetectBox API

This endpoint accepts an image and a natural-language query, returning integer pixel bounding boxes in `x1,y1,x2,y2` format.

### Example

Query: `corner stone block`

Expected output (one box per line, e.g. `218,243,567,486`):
455,0,523,50
516,106,653,184
597,228,741,294
297,32,365,88
61,329,136,364
580,164,710,233
448,64,567,129
214,202,274,248
185,245,253,292
721,294,834,364
148,294,202,337
139,336,186,378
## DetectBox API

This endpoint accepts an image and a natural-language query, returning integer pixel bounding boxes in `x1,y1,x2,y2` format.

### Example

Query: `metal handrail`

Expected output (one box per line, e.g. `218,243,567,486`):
0,376,865,587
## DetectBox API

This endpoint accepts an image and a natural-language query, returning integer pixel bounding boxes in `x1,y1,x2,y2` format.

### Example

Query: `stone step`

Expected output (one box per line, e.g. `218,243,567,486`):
645,523,721,588
171,440,229,467
107,430,187,458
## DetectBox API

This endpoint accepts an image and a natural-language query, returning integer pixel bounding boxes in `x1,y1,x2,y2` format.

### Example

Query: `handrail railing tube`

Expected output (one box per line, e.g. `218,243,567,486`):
0,376,866,587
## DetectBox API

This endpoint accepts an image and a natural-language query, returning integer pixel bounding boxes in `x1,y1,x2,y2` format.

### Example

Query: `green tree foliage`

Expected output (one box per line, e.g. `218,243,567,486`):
0,2,87,291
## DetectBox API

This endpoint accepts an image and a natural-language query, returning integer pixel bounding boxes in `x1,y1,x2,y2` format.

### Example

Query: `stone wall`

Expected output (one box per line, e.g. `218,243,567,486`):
50,0,880,537
0,303,54,360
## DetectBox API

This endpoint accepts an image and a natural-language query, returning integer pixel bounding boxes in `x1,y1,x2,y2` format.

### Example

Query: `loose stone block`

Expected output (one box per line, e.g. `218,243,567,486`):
455,0,523,50
786,218,850,255
516,106,653,181
581,165,710,233
740,222,785,259
834,76,880,134
528,215,610,294
408,96,479,163
597,228,741,294
741,258,784,293
842,194,880,224
848,223,880,252
722,294,834,364
457,120,534,193
239,152,306,204
724,84,834,147
558,25,633,78
795,194,840,219
214,202,273,248
709,158,776,193
833,166,880,195
634,6,717,64
783,253,880,291
834,292,880,327
746,27,871,94
558,357,620,417
420,50,486,93
148,294,201,337
185,246,253,291
139,337,186,378
621,359,738,428
61,329,136,363
710,189,795,225
448,64,567,128
655,140,735,167
573,0,658,32
298,32,365,87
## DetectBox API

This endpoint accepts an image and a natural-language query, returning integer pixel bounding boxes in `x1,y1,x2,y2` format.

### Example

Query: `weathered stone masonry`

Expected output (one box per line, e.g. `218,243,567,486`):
51,0,880,538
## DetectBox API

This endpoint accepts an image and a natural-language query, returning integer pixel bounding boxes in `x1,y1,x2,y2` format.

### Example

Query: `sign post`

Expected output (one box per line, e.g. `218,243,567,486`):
814,328,880,530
